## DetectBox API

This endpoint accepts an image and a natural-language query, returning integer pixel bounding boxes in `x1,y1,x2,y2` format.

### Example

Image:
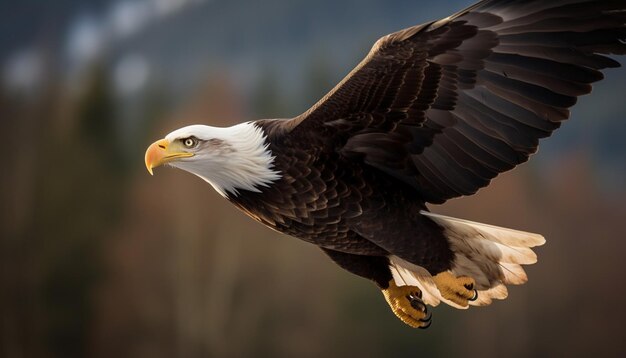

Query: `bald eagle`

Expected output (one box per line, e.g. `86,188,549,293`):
145,0,626,328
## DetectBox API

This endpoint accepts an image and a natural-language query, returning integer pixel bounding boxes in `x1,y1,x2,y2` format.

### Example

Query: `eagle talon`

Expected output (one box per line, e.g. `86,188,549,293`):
433,272,477,307
382,280,431,328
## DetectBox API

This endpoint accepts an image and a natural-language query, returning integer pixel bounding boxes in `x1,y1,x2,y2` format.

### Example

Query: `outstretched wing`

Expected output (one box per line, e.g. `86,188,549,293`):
285,0,626,204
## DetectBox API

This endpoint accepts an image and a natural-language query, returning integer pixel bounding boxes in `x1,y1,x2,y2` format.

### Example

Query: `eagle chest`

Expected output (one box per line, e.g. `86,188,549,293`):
231,145,385,254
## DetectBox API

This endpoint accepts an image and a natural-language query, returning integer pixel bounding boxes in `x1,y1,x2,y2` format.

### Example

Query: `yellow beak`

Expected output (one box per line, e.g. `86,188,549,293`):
144,138,194,175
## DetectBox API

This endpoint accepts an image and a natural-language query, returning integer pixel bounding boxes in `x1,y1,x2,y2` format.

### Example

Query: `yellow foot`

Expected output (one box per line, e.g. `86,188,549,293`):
382,280,432,329
433,271,478,307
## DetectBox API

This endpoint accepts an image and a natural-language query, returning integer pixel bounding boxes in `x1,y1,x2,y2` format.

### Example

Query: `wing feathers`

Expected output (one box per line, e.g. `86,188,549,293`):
487,52,605,84
462,87,559,132
481,70,579,108
286,0,625,204
496,44,621,69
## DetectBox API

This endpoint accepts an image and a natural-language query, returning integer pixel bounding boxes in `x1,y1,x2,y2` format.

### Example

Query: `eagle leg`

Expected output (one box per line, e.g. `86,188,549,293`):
382,280,431,328
433,271,478,307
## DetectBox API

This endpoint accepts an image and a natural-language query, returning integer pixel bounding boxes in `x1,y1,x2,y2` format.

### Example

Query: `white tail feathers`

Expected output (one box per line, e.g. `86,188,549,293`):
388,211,545,309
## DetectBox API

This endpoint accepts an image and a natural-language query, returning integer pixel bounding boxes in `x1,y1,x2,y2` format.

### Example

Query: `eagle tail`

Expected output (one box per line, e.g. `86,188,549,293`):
388,211,545,309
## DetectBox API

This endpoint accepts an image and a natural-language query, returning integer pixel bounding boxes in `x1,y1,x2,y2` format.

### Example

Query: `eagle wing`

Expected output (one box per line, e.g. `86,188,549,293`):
286,0,626,204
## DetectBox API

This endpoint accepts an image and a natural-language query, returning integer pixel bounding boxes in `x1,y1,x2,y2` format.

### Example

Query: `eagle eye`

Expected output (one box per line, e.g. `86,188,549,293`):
182,137,198,148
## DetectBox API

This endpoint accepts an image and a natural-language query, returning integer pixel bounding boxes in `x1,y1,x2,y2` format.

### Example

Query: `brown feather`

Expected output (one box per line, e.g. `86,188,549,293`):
278,0,624,205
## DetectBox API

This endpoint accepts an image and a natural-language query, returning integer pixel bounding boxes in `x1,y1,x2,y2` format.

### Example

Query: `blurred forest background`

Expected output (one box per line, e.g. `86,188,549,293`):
1,0,625,357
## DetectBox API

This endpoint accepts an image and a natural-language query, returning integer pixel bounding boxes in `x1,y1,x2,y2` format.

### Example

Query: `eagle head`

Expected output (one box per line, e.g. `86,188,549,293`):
144,122,281,197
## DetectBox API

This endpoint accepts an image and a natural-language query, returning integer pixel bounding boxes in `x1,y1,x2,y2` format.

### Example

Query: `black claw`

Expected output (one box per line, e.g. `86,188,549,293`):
408,295,426,312
418,317,432,329
469,289,478,301
404,294,432,329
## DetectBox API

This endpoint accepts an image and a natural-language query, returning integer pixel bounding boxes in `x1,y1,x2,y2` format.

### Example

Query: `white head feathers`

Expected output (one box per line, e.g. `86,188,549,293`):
165,122,281,197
